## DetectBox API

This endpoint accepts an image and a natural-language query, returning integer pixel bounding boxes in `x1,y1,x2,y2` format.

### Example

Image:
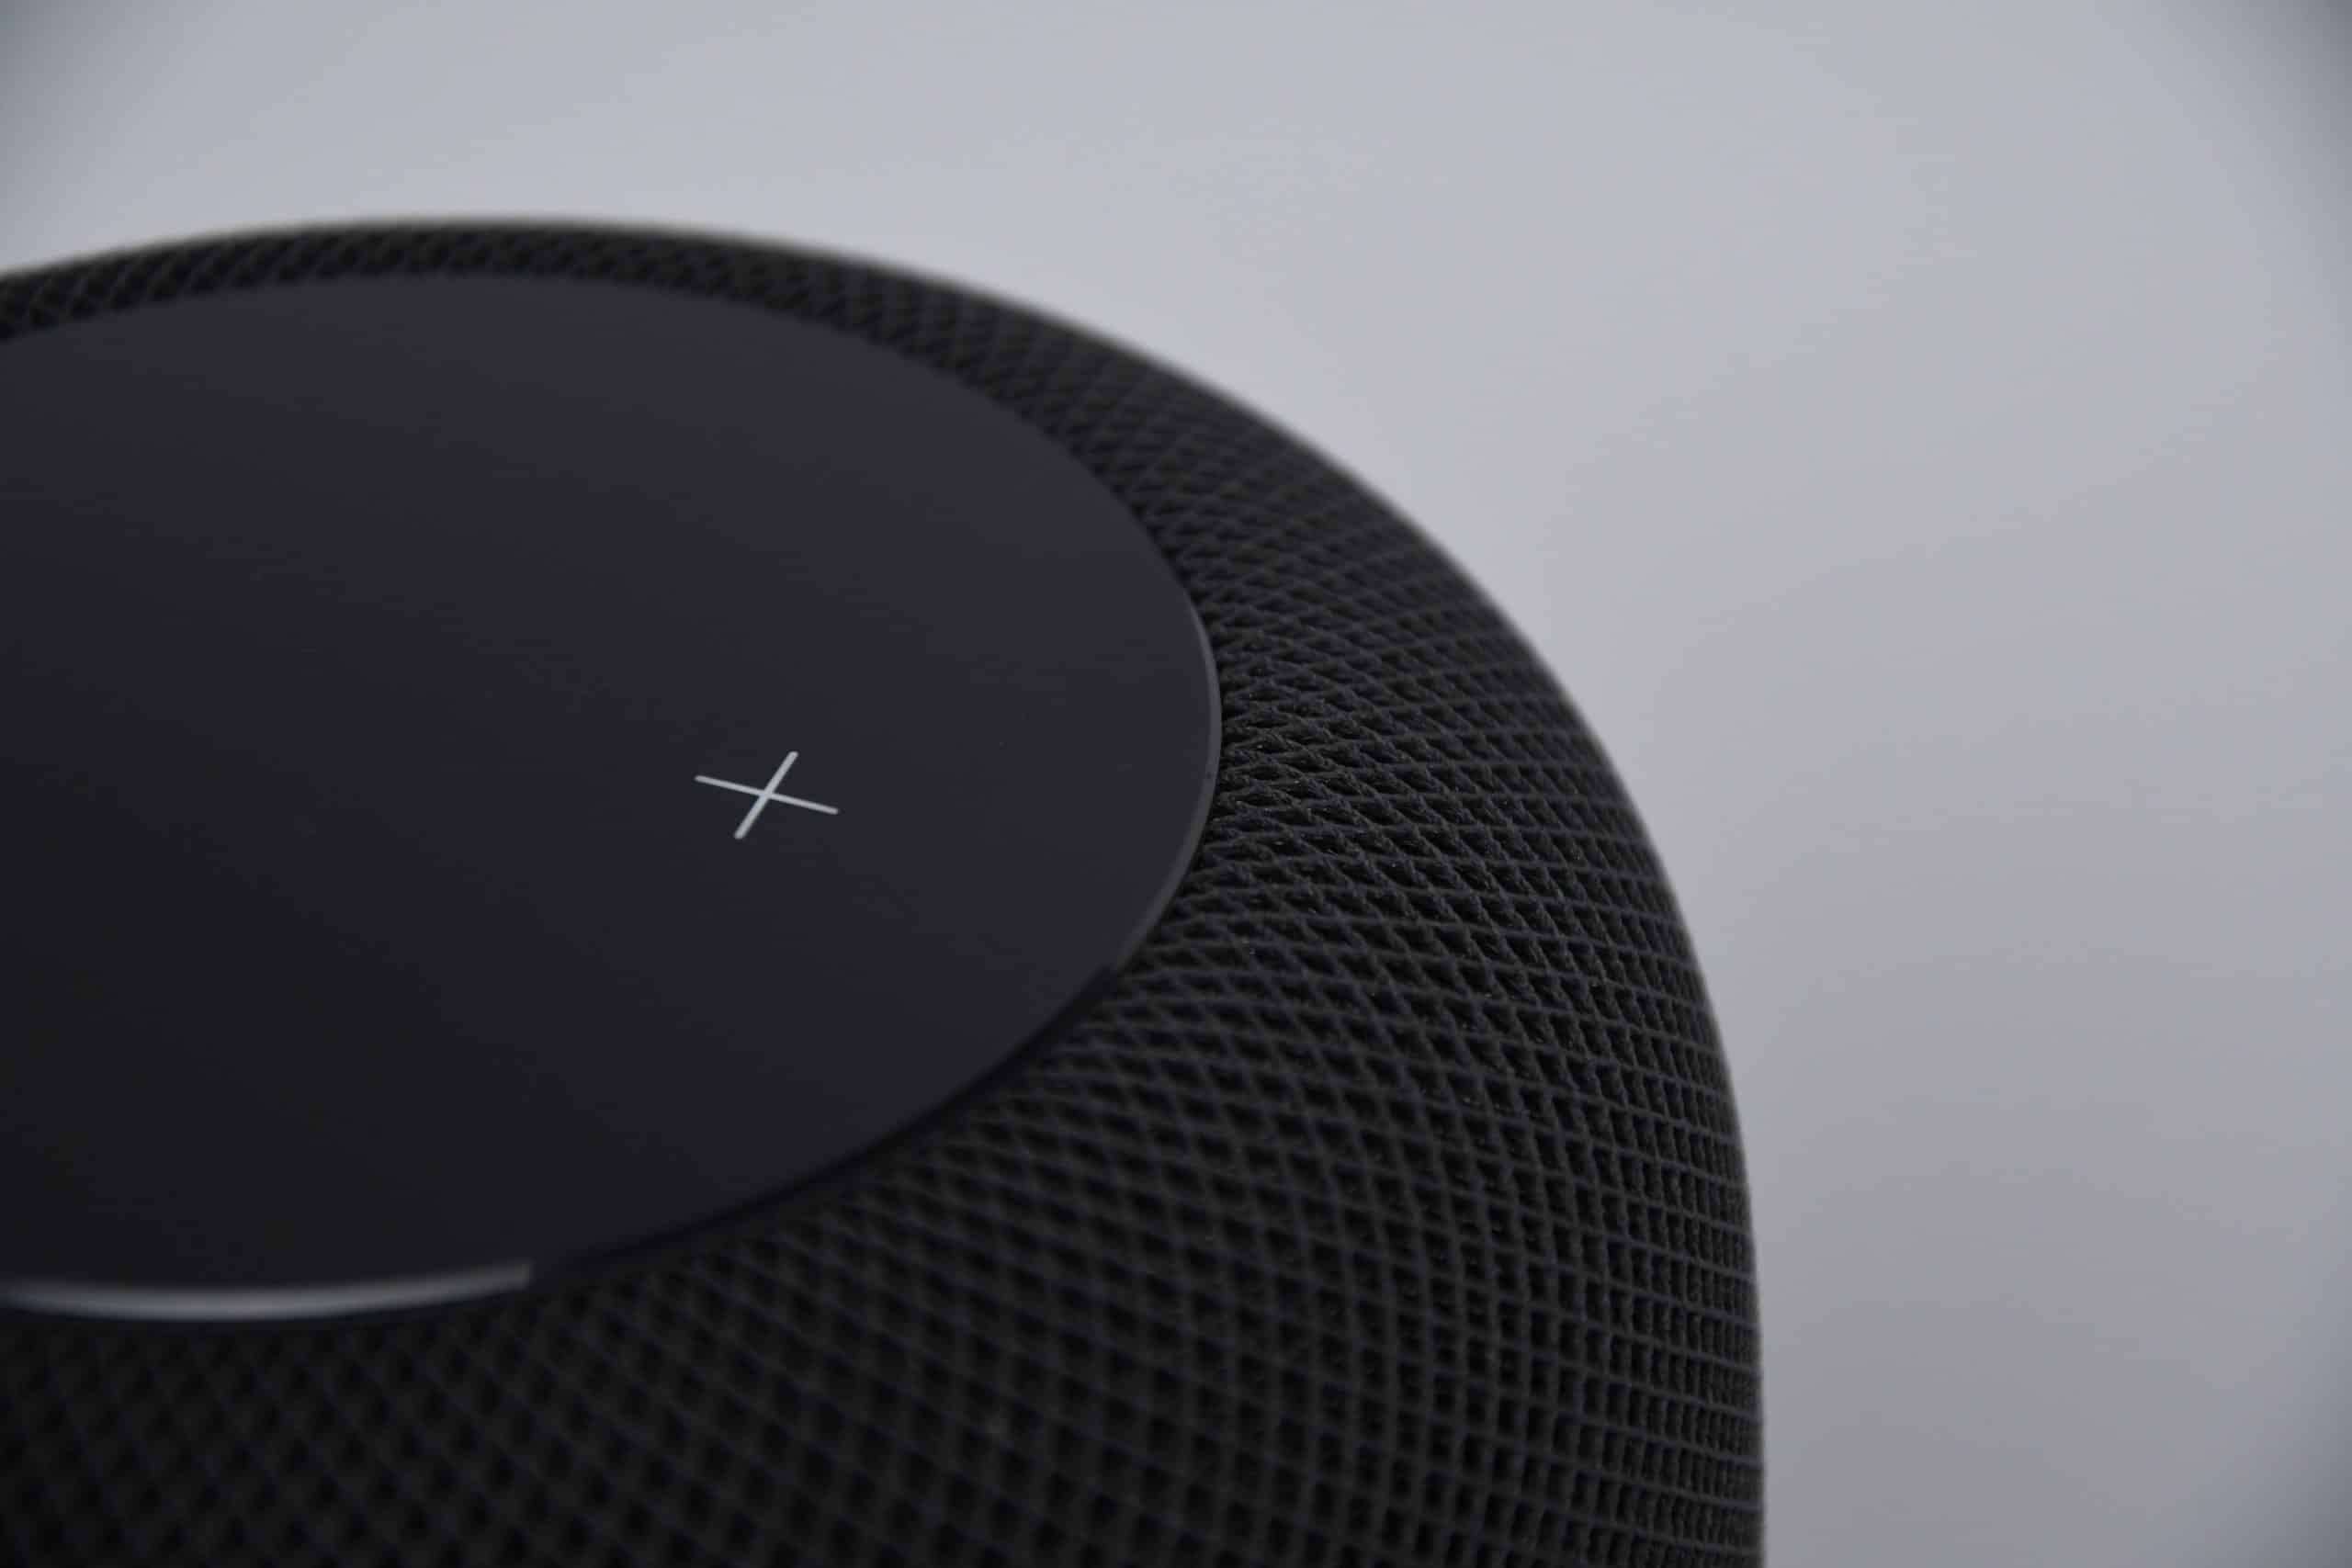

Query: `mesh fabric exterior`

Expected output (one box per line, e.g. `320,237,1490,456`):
0,224,1761,1568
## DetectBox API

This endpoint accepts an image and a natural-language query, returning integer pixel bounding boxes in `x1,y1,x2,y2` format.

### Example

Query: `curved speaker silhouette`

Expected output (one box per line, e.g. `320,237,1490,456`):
0,222,1760,1568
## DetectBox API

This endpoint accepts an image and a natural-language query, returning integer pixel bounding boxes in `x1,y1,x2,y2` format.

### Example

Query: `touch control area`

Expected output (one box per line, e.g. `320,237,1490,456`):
0,275,1217,1320
694,750,842,837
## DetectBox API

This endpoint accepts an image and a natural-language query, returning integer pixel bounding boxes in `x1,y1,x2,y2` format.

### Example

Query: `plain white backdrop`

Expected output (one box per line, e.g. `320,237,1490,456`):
5,4,2346,1563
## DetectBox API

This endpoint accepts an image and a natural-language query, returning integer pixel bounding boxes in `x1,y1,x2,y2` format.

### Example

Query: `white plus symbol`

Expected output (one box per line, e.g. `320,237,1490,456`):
692,751,842,840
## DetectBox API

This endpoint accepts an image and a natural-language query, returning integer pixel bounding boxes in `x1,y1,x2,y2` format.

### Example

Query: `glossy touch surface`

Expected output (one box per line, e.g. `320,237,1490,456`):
0,276,1216,1318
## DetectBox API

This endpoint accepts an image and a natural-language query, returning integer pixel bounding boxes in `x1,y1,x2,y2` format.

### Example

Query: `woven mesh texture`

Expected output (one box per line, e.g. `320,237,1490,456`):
0,224,1760,1568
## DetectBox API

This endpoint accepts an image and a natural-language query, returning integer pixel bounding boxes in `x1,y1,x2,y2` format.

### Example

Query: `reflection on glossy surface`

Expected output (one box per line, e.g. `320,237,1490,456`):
0,276,1217,1320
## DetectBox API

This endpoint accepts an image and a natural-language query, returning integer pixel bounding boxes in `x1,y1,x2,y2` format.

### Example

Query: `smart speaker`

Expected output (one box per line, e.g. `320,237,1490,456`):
0,222,1760,1567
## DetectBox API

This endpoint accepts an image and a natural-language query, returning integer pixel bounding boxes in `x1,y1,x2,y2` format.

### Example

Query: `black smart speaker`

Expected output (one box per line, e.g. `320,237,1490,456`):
0,222,1761,1567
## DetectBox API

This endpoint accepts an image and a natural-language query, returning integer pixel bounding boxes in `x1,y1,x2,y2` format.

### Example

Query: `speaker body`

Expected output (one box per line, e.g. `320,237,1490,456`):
0,224,1760,1566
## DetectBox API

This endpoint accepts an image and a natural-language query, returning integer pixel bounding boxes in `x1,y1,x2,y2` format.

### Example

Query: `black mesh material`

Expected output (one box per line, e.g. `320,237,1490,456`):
0,223,1761,1568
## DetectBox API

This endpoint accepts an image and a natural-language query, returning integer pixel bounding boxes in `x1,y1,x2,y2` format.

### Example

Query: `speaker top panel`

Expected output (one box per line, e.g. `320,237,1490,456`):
0,273,1217,1321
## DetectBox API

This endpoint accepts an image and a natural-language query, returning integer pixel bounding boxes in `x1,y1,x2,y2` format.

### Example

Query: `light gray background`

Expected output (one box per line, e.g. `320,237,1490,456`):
4,4,2346,1563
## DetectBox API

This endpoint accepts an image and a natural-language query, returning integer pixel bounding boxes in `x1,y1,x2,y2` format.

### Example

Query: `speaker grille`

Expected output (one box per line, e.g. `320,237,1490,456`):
0,224,1761,1567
